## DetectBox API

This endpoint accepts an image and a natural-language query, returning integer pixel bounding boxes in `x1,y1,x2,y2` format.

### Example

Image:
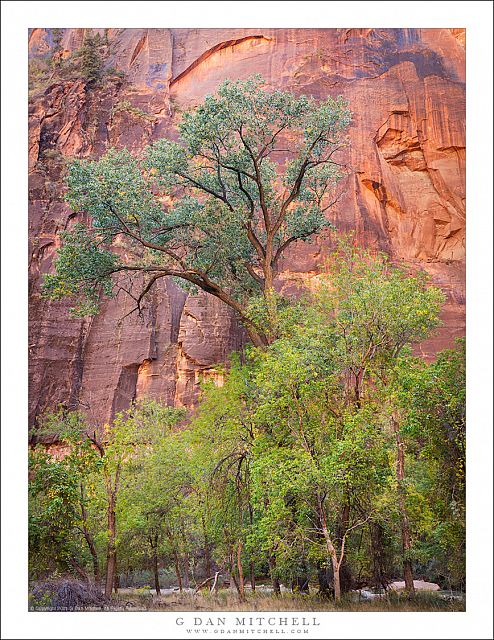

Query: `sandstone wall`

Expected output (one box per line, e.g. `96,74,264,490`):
28,28,465,427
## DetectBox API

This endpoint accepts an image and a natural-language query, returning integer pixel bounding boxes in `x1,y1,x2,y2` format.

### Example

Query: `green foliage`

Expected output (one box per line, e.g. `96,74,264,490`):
44,76,350,338
76,30,104,83
31,244,465,595
51,28,64,68
29,411,101,578
393,340,466,586
42,223,119,317
184,243,451,588
112,100,156,123
29,29,120,101
29,401,185,583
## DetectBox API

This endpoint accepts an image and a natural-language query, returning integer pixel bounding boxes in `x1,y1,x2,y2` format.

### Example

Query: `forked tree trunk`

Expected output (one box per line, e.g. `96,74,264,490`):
318,496,342,602
225,548,244,599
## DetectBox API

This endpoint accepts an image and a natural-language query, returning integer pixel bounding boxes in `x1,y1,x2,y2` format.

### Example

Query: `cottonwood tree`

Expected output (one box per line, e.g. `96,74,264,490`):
118,408,191,595
305,240,445,594
91,400,184,597
247,335,389,602
30,401,184,598
43,76,350,347
187,364,259,599
391,340,466,589
29,410,101,583
186,239,446,600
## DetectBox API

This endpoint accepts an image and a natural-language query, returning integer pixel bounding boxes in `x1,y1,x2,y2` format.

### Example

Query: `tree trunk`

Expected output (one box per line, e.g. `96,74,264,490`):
236,541,245,600
224,550,240,596
80,484,100,584
331,554,341,603
318,495,342,602
202,517,212,578
230,572,241,595
69,558,91,583
246,325,269,349
370,523,388,590
250,561,256,592
392,416,415,594
105,551,116,598
113,571,120,594
173,548,183,592
180,528,190,589
82,528,100,584
105,495,117,598
153,548,161,596
182,554,190,589
211,571,220,593
269,556,281,595
338,502,353,593
204,544,212,579
291,575,310,593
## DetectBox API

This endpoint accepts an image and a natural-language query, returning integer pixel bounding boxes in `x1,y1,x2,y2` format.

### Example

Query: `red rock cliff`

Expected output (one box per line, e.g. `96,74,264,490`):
28,28,465,427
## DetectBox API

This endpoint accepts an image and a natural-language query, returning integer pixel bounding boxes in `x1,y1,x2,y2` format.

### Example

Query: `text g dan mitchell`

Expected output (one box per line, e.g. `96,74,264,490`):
176,617,321,627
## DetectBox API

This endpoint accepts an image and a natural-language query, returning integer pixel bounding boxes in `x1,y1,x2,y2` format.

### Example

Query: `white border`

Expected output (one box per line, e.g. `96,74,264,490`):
1,2,493,639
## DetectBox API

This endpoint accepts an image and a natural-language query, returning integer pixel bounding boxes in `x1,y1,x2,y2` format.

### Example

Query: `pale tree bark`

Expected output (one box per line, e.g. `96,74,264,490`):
317,494,368,602
236,541,245,599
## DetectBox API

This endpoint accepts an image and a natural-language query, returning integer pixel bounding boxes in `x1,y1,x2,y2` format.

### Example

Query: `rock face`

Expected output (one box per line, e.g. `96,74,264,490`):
28,28,465,428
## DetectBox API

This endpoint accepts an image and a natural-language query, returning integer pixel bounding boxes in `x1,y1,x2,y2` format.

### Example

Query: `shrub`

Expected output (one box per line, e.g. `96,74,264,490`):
30,579,108,611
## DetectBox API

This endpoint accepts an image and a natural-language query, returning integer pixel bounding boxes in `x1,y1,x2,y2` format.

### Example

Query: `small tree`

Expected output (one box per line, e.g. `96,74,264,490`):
29,401,185,597
185,239,446,601
305,240,445,594
51,28,64,68
43,76,351,347
77,29,104,84
115,402,188,594
392,340,466,589
187,365,259,599
29,410,101,582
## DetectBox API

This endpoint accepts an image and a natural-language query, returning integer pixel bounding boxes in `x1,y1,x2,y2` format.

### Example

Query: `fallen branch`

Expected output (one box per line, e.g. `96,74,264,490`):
195,572,221,593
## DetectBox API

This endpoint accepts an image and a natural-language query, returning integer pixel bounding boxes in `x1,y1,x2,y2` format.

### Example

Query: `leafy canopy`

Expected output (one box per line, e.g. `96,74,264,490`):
43,76,351,342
